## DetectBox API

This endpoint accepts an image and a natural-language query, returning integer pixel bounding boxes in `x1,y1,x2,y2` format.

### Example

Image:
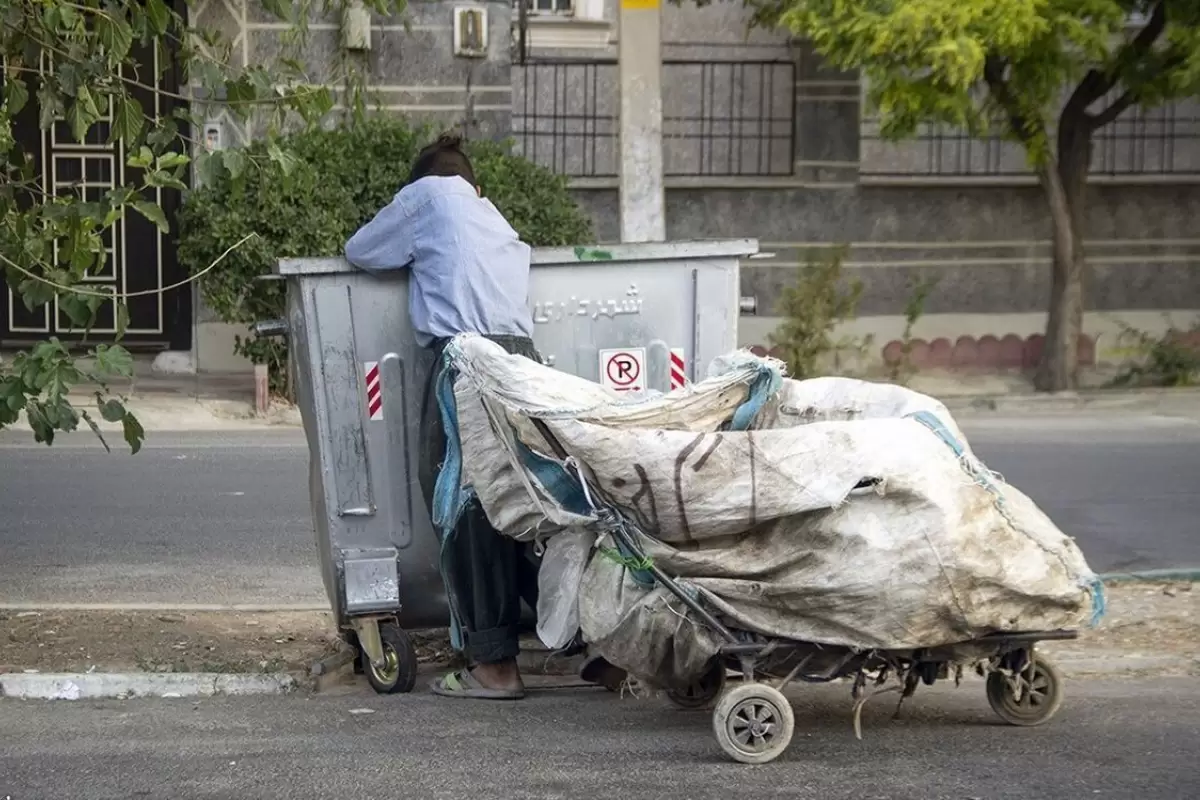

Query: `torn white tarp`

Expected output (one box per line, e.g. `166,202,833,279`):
436,335,1102,687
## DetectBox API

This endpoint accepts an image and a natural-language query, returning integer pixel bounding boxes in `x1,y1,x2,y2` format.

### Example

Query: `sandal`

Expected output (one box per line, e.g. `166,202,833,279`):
430,669,526,700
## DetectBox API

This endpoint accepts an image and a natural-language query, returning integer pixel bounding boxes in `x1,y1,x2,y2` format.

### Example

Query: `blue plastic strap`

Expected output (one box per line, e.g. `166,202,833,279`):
907,410,965,457
907,410,1001,499
729,364,783,431
1088,577,1107,627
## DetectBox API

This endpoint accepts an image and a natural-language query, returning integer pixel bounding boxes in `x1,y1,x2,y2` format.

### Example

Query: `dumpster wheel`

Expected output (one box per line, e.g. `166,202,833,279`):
364,621,419,695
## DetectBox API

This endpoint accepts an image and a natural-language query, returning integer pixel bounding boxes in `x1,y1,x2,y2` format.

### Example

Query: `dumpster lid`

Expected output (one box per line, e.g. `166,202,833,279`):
276,239,759,276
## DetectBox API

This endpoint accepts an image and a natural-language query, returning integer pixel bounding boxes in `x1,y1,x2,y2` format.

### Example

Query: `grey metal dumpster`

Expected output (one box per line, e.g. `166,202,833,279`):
270,239,757,693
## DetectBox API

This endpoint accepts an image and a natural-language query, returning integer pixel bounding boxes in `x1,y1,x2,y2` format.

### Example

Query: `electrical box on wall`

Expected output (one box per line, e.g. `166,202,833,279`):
453,7,488,57
342,0,372,51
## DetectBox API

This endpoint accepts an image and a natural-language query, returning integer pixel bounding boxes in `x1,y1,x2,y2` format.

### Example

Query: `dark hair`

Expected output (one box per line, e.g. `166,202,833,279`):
407,132,477,187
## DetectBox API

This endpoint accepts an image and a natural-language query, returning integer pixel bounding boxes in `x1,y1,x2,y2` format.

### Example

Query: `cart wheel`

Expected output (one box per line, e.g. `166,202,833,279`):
364,622,418,695
712,682,795,765
666,662,727,710
986,654,1064,727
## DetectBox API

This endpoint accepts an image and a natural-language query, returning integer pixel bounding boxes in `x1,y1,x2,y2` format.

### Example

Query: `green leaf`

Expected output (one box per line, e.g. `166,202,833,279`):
145,170,189,191
25,400,55,445
157,152,190,170
132,201,169,233
122,412,145,454
4,75,29,115
58,3,78,28
18,277,57,313
37,81,62,130
96,10,135,61
145,0,173,34
260,0,293,20
194,149,227,186
94,343,134,378
59,293,99,329
111,94,144,144
266,141,300,176
127,146,155,169
67,94,96,144
222,148,247,180
99,397,126,422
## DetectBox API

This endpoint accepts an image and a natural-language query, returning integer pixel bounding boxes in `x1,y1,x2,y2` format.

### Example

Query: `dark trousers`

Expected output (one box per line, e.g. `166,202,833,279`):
418,335,540,665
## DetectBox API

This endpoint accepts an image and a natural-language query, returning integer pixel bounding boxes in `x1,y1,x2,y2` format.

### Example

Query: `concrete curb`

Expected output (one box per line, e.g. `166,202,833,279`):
0,671,297,700
1054,655,1199,677
941,386,1200,415
1098,569,1200,583
0,602,330,612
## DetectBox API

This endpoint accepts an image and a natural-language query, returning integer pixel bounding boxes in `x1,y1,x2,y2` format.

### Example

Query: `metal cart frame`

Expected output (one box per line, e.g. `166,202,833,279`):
531,418,1077,765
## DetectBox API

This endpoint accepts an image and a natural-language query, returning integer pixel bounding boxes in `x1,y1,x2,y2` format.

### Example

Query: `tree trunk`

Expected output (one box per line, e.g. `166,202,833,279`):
1034,119,1091,392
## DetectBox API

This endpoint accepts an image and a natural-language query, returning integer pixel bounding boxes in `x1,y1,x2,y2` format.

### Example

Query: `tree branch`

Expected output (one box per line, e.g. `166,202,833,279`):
1088,89,1137,129
1068,2,1169,126
983,57,1034,145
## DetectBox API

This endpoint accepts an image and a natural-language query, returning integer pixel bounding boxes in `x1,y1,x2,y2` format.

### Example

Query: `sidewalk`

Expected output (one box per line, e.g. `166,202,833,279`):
10,371,302,434
4,368,1198,434
1,581,1196,700
0,367,1195,434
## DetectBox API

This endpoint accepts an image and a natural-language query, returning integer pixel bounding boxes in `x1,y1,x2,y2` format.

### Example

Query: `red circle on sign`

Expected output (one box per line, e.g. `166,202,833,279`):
605,352,641,386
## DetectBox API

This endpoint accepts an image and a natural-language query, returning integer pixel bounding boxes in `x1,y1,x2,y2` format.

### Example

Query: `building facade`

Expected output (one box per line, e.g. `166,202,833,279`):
5,1,1194,374
511,0,1200,372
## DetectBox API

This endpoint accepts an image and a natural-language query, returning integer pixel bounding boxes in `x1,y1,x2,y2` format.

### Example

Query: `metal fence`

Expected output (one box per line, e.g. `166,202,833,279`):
860,98,1200,177
511,59,795,178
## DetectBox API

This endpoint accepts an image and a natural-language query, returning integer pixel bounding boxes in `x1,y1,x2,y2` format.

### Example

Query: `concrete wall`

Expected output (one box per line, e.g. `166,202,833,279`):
569,181,1200,368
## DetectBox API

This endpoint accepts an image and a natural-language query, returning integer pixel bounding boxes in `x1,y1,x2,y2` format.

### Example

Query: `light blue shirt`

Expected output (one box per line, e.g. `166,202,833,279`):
344,175,534,347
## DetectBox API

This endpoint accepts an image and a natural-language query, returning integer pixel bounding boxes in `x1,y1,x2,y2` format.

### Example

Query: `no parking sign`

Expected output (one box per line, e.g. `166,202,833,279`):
599,348,645,392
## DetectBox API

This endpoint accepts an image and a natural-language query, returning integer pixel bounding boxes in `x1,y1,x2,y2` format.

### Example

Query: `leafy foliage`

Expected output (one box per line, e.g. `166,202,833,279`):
887,275,938,384
1112,318,1200,387
768,246,866,379
748,0,1200,156
747,0,1200,391
0,0,404,449
178,117,595,394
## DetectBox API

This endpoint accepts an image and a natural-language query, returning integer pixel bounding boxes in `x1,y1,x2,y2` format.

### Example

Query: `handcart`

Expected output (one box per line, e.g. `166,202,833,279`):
530,418,1077,766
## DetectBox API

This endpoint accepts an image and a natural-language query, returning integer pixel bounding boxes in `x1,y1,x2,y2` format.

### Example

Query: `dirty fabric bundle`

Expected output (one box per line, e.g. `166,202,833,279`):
434,334,1102,687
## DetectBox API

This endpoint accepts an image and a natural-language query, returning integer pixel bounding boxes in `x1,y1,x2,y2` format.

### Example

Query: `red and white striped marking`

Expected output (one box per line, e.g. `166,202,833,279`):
669,348,688,390
364,361,383,421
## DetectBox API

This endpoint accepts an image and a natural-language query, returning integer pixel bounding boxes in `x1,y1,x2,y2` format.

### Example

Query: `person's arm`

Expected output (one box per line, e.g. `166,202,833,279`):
344,192,416,273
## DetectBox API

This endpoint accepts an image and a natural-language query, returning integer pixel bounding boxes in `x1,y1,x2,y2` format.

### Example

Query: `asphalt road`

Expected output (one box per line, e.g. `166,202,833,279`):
2,676,1198,799
0,415,1197,606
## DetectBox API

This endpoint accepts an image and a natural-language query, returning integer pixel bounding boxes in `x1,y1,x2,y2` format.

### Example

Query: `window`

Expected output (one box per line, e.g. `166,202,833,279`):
513,0,610,49
526,0,573,15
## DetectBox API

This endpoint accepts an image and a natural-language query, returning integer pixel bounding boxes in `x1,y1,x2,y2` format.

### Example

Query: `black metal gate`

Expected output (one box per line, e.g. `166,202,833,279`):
1,40,191,352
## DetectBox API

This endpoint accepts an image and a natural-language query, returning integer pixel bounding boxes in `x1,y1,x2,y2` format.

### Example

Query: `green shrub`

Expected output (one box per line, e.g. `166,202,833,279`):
767,246,866,379
1111,318,1200,388
178,117,594,393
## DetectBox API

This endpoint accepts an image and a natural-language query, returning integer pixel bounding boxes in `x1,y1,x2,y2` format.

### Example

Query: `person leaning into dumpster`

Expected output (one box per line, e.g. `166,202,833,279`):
343,133,624,700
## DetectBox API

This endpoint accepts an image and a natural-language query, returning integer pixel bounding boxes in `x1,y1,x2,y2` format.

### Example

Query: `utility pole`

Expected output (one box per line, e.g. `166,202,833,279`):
617,0,665,242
